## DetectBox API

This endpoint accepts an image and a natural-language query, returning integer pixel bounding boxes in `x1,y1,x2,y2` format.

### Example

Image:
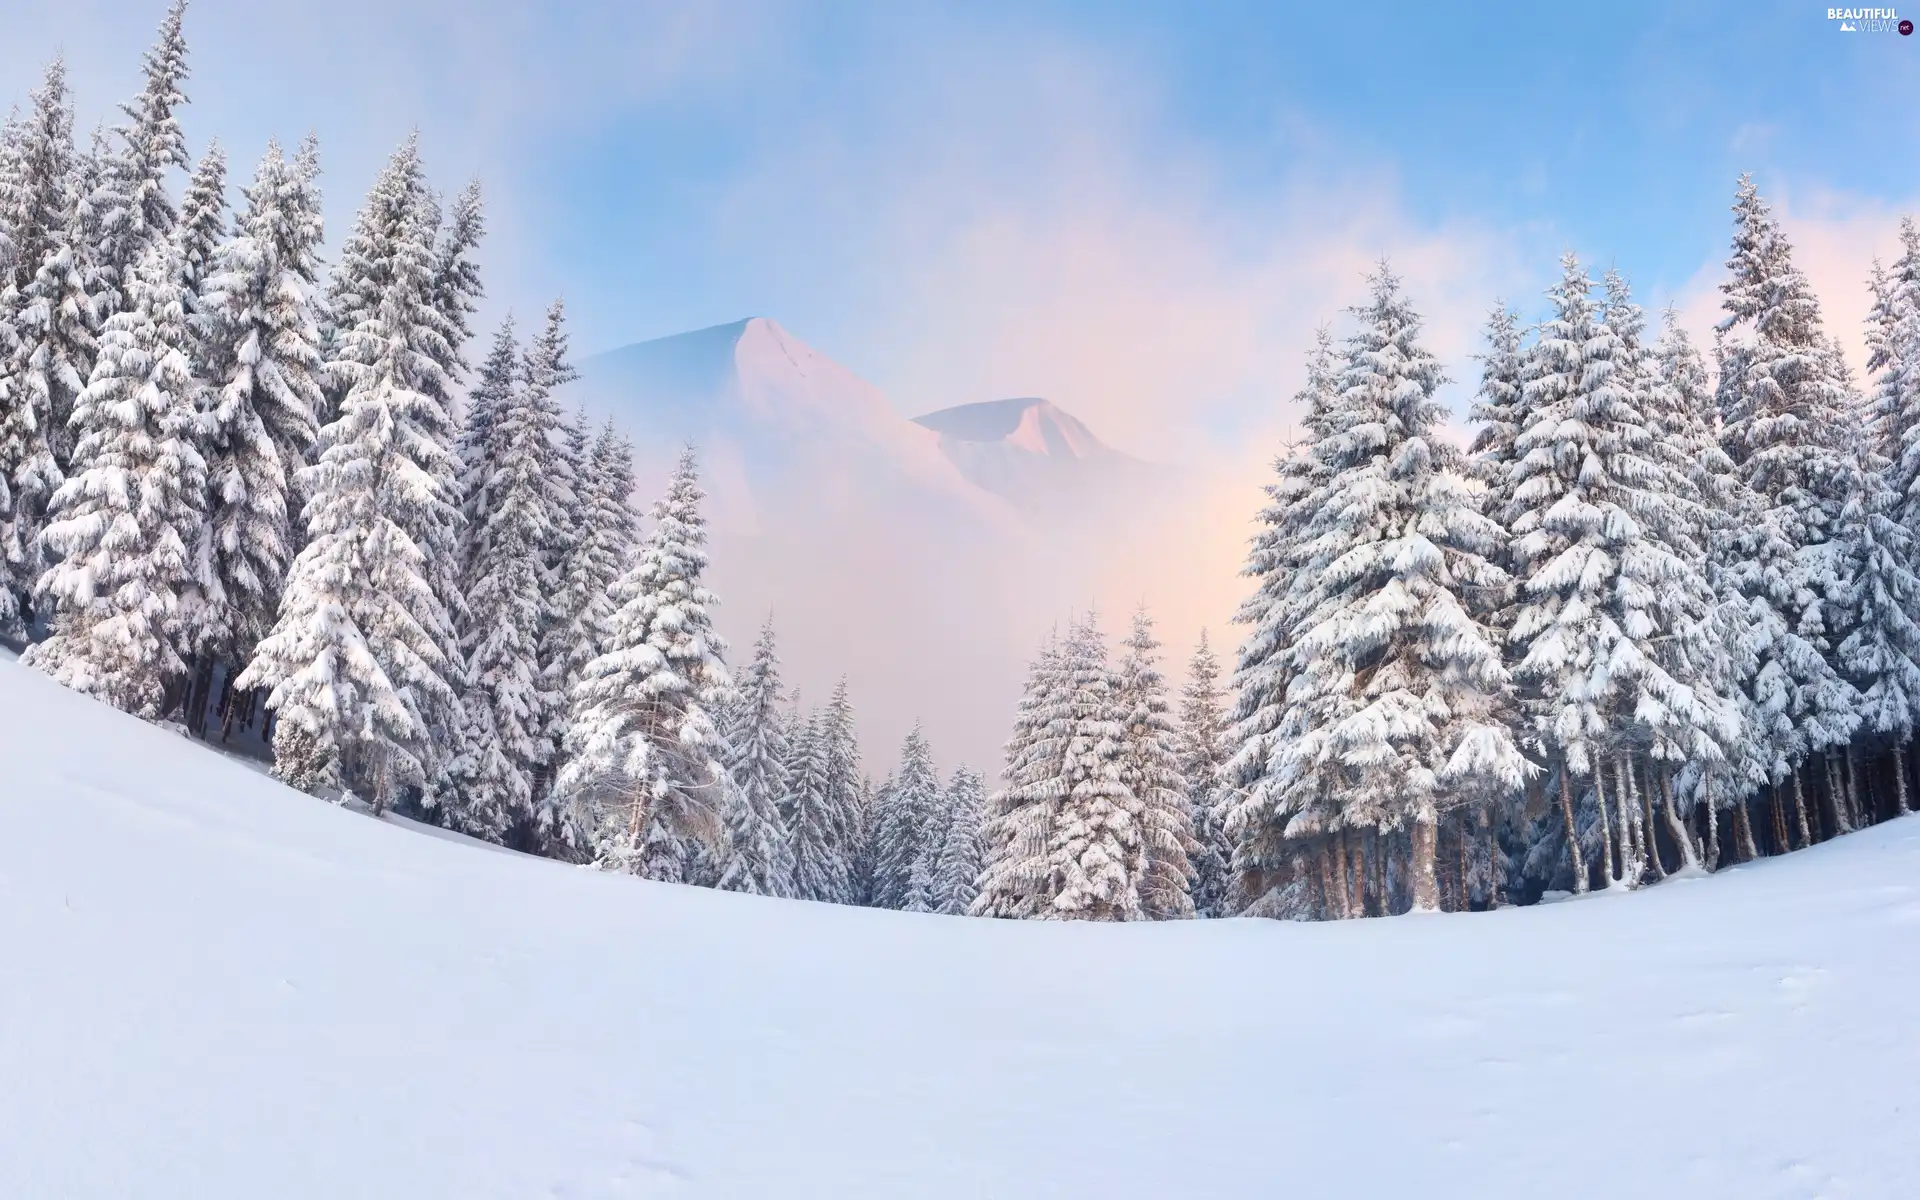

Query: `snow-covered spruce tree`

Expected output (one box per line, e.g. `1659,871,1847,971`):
818,677,865,903
852,771,891,907
0,65,80,639
451,300,577,843
784,705,844,903
975,630,1067,918
1872,219,1920,528
1177,629,1234,917
449,318,568,842
1714,176,1863,849
91,0,191,327
931,765,986,916
505,303,584,807
715,617,796,896
1117,607,1197,919
553,447,731,882
1830,428,1920,825
193,138,327,668
537,419,637,842
1636,310,1754,867
233,163,460,815
876,722,941,911
456,315,518,516
429,179,483,374
1503,255,1729,891
315,137,468,800
174,140,225,304
1226,328,1351,915
1467,302,1527,514
1042,615,1147,920
1234,267,1523,914
21,239,204,716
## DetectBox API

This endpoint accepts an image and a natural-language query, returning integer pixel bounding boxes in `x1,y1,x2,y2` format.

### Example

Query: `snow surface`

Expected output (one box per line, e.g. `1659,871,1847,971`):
5,658,1918,1198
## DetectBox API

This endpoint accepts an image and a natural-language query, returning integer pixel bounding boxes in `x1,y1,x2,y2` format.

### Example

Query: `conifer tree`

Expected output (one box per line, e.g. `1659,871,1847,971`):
1623,311,1744,868
22,240,204,717
1226,329,1345,899
931,765,986,916
174,141,225,303
716,618,797,896
1177,629,1234,916
1831,437,1920,824
1714,176,1863,845
540,420,637,707
0,61,78,638
1044,616,1145,920
1504,257,1730,889
975,631,1066,918
554,448,731,882
234,149,459,815
92,0,191,324
194,138,326,665
784,705,844,903
1231,268,1522,913
876,723,941,910
429,180,484,377
1468,302,1527,516
820,678,865,902
1876,219,1920,531
851,771,890,907
1117,608,1197,919
451,300,574,842
320,137,467,796
457,316,518,518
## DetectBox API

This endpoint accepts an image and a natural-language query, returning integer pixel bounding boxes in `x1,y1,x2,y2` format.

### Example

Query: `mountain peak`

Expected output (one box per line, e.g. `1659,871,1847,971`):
912,397,1115,461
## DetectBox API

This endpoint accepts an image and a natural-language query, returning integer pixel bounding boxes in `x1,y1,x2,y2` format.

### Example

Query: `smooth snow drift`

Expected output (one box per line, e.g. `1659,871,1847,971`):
3,659,1917,1199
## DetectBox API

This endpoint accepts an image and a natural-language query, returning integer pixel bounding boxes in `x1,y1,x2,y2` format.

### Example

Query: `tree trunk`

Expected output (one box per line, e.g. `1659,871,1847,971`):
1847,749,1867,827
1559,768,1588,894
1626,758,1651,884
1659,772,1699,871
1704,792,1721,870
1638,761,1666,880
1825,754,1852,836
1457,812,1471,911
1340,827,1361,919
1410,814,1440,912
1593,766,1618,886
1732,795,1758,863
1366,829,1384,916
1485,802,1504,907
1791,768,1812,848
1768,781,1789,855
1899,737,1914,817
1613,758,1640,888
1317,844,1336,921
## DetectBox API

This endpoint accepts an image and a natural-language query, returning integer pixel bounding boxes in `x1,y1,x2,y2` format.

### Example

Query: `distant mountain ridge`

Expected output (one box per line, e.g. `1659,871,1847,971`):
574,317,1145,520
910,396,1147,510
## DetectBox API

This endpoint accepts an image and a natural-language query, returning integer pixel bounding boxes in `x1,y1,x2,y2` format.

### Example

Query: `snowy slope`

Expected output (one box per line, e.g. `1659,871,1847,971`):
7,666,1918,1199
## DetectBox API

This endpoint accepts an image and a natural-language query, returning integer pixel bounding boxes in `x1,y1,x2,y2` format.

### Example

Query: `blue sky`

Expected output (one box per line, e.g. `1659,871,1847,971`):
8,0,1918,452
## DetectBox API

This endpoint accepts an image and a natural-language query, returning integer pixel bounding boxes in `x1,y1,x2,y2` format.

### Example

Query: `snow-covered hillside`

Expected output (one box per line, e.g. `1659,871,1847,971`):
5,658,1918,1199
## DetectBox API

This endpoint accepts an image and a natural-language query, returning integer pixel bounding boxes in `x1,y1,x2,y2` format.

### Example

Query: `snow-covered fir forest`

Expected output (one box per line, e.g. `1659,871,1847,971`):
5,3,1919,925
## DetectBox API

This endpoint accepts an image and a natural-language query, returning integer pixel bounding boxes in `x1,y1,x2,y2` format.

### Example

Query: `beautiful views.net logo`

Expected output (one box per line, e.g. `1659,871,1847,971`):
1827,6,1912,32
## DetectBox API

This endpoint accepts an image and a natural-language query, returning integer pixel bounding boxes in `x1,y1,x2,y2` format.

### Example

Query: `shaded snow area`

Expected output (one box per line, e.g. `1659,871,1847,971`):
3,660,1918,1199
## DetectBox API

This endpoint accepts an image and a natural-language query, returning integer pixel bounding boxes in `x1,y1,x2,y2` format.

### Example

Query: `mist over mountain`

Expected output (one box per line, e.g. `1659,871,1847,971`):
572,317,1196,774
